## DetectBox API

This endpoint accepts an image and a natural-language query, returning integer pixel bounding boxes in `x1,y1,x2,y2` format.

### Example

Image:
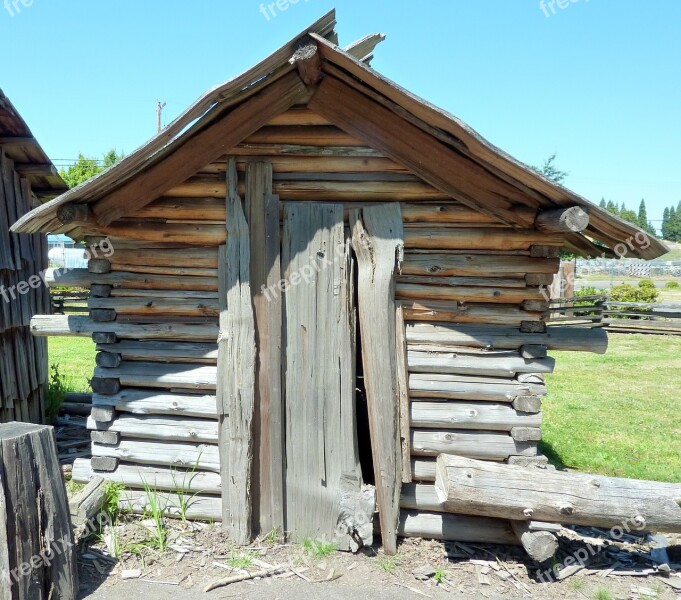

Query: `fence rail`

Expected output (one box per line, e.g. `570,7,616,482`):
50,291,89,315
549,296,681,335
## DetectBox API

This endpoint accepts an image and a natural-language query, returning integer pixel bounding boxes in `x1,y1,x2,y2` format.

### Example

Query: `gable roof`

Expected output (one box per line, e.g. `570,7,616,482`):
0,89,68,198
11,10,668,260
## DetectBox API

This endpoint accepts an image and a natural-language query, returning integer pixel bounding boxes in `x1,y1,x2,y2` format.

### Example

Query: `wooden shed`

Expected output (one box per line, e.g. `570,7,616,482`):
0,89,68,423
12,12,670,555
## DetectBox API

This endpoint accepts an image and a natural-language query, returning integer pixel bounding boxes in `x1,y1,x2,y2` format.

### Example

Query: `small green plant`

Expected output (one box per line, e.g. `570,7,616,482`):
569,578,587,592
46,363,68,422
302,537,337,559
102,482,125,524
65,478,85,498
141,482,169,552
227,549,255,569
170,456,203,522
665,280,680,289
261,528,283,546
433,567,449,585
376,554,400,574
594,588,613,600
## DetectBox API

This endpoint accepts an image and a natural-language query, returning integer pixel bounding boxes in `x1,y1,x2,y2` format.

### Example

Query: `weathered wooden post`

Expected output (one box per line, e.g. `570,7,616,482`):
0,423,79,599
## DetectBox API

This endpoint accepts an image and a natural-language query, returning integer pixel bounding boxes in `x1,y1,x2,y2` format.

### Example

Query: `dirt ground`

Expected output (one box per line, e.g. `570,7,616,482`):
75,517,681,600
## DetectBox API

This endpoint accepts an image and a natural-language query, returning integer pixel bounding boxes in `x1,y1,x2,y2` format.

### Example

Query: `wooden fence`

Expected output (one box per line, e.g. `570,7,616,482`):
50,291,89,315
549,295,681,335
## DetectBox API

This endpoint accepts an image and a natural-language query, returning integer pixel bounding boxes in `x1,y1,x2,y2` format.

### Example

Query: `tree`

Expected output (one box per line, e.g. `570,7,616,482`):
636,200,656,236
662,207,670,239
599,198,607,209
531,153,569,184
59,149,124,189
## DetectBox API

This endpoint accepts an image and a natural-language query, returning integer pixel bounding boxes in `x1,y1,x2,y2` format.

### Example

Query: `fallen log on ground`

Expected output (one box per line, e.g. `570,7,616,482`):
435,455,681,532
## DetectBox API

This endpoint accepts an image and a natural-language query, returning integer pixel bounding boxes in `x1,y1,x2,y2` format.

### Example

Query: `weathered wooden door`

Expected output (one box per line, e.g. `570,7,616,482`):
281,202,373,550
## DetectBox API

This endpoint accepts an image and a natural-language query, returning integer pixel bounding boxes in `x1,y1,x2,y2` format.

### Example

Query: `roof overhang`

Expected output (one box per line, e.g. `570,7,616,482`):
11,10,668,260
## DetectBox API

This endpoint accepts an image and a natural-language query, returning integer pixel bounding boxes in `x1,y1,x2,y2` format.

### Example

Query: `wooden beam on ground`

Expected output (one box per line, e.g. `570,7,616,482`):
435,455,681,532
309,76,537,228
245,160,284,536
535,207,590,233
351,204,404,555
217,161,257,545
91,71,309,226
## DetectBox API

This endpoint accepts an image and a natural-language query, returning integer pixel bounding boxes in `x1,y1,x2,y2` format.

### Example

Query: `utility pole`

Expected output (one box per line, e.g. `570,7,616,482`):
156,100,167,133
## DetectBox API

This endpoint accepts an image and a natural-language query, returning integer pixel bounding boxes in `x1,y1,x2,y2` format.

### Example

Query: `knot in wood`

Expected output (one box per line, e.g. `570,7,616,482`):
590,479,601,487
523,508,534,518
559,503,575,516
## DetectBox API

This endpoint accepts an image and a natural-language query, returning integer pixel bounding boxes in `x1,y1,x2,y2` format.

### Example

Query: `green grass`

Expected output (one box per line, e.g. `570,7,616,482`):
301,538,337,559
543,335,681,482
594,588,613,600
48,337,97,392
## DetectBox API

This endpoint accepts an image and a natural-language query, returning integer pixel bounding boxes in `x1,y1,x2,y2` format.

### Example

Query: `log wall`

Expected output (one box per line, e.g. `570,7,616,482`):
0,150,49,423
66,109,573,544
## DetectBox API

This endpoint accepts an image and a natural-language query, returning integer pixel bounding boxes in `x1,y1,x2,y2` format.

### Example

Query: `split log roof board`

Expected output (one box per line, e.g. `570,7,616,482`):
11,12,667,259
0,89,67,198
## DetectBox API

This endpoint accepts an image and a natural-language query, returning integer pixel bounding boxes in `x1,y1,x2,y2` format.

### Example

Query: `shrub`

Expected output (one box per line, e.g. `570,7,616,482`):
665,280,680,289
610,282,659,304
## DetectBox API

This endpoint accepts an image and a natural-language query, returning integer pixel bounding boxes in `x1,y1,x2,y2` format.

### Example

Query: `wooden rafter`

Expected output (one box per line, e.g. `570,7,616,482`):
309,76,536,228
91,71,310,226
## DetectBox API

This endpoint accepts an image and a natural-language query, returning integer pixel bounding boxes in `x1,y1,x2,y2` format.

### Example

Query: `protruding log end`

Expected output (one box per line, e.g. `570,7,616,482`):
57,203,95,225
291,40,323,86
536,207,590,233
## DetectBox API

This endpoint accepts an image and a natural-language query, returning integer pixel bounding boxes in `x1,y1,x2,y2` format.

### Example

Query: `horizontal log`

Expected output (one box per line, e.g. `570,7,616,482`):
435,455,681,533
402,301,544,326
72,458,221,494
401,483,443,512
411,429,537,460
411,458,436,482
120,490,221,521
92,439,220,472
404,228,563,251
89,297,219,318
110,264,219,278
109,246,220,268
93,389,217,419
30,315,218,341
94,363,217,391
410,402,542,431
166,178,450,202
407,350,555,377
397,511,519,545
398,275,526,289
95,341,218,364
396,283,542,305
405,323,608,354
88,414,218,444
109,289,218,299
402,253,559,277
409,373,545,402
45,268,218,291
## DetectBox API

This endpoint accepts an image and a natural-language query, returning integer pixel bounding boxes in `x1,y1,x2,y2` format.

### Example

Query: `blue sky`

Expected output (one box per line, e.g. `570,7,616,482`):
2,0,679,226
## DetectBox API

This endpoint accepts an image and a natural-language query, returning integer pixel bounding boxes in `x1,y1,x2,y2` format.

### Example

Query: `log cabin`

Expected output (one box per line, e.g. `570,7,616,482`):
0,88,68,423
11,11,671,557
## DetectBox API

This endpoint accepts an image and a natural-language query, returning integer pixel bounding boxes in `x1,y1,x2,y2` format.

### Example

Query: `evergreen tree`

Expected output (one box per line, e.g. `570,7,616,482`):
636,200,656,235
599,198,607,209
662,207,670,239
606,200,619,214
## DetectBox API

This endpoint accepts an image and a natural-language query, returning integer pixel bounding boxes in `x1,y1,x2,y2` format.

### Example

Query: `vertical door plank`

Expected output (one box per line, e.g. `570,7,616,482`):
245,162,284,536
351,203,404,555
283,202,373,550
217,158,256,544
